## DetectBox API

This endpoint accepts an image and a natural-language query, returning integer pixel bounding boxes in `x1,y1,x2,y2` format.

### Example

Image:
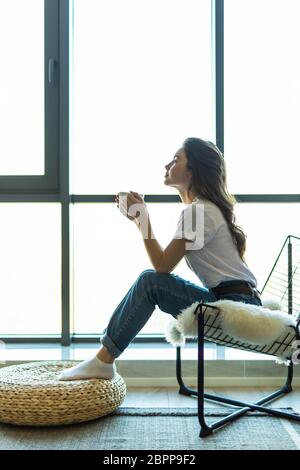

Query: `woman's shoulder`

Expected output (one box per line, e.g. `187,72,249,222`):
193,197,221,213
193,197,225,225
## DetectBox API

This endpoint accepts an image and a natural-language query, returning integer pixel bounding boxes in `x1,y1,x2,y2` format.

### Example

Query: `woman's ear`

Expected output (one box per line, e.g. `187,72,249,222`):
187,170,193,185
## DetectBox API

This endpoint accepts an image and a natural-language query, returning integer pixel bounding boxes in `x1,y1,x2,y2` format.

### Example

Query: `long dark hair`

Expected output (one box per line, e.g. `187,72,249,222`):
183,137,247,263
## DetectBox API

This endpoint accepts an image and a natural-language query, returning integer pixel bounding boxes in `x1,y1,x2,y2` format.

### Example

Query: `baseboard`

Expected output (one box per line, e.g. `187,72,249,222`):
2,360,299,388
124,377,300,387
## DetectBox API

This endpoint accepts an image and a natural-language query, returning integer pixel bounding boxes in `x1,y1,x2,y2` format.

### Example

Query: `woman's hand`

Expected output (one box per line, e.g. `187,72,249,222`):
115,191,147,225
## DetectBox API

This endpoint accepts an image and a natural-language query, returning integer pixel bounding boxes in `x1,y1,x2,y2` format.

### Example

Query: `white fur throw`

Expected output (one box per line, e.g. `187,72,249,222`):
165,297,297,362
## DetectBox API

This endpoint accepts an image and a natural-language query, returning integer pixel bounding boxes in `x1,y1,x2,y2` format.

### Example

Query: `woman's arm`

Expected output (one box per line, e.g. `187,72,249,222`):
138,215,187,273
116,191,187,273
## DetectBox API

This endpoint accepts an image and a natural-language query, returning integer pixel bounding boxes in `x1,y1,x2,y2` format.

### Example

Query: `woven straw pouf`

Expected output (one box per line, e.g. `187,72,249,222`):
0,361,126,426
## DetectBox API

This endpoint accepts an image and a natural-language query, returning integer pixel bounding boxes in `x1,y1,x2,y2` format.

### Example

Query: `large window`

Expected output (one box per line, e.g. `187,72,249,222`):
224,0,300,194
1,1,299,343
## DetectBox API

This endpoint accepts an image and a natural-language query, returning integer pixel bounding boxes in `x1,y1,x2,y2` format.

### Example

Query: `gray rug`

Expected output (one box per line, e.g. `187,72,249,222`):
0,407,300,450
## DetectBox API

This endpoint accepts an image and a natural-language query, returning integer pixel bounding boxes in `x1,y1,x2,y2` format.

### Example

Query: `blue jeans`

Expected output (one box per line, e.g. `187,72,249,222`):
101,269,262,358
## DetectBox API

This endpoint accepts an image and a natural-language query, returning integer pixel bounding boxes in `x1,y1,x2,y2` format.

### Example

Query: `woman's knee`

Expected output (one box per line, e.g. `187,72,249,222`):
137,269,172,287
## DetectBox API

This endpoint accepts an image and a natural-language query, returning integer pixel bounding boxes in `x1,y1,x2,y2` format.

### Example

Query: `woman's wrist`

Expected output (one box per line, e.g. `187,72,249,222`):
135,208,150,236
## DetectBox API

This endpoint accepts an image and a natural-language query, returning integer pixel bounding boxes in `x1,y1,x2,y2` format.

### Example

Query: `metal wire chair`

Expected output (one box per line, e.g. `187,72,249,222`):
175,235,300,437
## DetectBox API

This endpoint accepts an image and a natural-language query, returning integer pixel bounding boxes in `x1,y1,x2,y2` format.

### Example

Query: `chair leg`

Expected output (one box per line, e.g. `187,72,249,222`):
283,361,293,393
175,306,212,436
176,347,193,397
197,304,213,437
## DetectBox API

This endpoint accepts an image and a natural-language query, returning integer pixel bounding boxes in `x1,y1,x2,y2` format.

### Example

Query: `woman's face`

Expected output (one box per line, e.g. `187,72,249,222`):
164,147,192,190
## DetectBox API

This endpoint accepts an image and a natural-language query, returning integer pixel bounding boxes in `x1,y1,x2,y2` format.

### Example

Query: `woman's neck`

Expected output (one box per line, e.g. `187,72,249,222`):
178,189,199,204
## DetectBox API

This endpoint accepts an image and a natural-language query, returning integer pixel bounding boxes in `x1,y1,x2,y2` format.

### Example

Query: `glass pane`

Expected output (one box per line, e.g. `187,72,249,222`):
72,0,213,195
0,1,44,175
224,0,300,194
234,203,300,289
0,204,61,335
73,202,300,335
73,202,200,335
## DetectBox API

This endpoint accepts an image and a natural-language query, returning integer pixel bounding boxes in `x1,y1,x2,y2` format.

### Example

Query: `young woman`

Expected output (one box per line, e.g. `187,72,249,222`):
59,137,262,381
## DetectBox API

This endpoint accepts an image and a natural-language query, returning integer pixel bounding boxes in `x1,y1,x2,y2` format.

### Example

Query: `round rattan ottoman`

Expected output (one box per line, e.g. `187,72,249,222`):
0,361,126,426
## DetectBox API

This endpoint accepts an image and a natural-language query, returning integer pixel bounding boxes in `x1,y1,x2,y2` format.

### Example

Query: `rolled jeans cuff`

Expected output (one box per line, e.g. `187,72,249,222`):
101,334,123,358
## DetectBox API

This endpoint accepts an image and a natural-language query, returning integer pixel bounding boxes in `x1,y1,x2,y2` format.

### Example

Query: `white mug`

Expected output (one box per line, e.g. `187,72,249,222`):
118,192,144,215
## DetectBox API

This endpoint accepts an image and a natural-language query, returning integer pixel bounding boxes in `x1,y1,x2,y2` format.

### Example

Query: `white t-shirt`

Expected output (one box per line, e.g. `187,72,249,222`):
173,197,258,289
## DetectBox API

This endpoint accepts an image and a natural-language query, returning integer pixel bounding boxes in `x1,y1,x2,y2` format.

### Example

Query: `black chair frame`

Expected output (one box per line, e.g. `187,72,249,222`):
176,302,300,438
